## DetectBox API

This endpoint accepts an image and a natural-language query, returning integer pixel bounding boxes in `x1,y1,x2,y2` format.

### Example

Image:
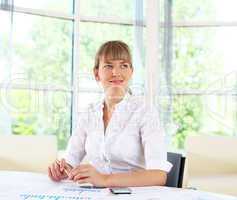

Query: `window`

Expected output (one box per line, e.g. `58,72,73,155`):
169,0,237,149
2,0,235,152
77,0,146,116
0,0,145,149
14,0,73,14
0,1,73,149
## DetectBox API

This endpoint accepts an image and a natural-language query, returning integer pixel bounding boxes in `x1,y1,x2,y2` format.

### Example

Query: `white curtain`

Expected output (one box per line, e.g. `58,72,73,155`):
146,0,177,145
0,0,13,134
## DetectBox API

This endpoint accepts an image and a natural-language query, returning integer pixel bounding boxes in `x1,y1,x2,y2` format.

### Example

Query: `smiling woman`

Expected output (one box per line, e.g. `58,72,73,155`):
48,41,172,188
93,41,133,103
97,59,132,86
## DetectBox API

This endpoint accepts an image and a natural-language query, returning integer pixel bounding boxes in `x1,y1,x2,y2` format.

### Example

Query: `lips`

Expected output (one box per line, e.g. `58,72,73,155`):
109,80,124,84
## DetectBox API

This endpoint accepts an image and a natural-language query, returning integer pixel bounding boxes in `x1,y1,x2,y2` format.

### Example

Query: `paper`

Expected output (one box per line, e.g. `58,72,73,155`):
0,171,108,200
0,171,236,200
19,194,91,200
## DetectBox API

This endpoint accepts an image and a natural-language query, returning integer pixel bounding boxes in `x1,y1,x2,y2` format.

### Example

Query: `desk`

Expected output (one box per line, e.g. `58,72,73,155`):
0,171,236,200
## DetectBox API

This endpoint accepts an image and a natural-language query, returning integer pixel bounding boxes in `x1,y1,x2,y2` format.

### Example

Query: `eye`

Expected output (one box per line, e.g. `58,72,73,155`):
103,64,113,69
120,63,130,69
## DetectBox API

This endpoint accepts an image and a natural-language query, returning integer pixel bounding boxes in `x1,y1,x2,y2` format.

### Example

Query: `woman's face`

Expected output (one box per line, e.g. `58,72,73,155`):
94,57,133,96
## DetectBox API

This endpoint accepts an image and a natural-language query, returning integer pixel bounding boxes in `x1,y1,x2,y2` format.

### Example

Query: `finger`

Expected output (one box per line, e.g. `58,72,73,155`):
54,161,62,177
61,173,68,180
52,162,62,179
77,177,91,184
65,162,73,172
48,167,54,181
56,159,70,178
56,159,64,173
49,166,59,181
61,159,69,172
70,164,91,173
69,168,89,179
70,164,90,174
63,162,72,177
70,167,89,175
73,172,90,181
50,164,58,181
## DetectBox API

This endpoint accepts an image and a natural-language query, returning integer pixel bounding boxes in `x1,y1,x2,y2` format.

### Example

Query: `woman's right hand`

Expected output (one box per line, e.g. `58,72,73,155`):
48,158,72,182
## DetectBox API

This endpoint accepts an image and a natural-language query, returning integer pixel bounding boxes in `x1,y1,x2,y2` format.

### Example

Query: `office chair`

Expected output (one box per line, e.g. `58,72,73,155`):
0,135,57,173
166,152,185,188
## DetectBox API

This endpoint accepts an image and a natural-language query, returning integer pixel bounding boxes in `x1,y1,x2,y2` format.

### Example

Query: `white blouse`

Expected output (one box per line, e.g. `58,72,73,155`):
64,94,172,174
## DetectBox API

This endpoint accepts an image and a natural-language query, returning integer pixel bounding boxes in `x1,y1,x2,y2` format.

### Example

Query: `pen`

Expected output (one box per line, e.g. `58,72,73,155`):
56,161,105,189
56,160,70,176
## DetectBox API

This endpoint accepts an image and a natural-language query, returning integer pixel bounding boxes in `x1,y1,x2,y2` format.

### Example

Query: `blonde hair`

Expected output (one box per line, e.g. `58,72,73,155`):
94,40,133,69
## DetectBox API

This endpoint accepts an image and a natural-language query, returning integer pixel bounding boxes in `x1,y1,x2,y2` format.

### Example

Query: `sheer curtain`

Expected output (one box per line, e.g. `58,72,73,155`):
0,0,14,134
161,0,178,145
132,0,145,95
145,0,177,147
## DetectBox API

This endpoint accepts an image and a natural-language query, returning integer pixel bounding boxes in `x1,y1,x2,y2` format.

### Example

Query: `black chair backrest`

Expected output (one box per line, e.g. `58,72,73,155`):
166,152,185,188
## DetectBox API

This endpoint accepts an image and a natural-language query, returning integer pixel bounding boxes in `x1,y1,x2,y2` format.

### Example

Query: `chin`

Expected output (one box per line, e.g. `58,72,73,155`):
105,86,127,97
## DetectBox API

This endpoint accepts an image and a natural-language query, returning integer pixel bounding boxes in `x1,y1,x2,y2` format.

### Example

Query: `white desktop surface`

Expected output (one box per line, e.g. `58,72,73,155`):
0,171,236,200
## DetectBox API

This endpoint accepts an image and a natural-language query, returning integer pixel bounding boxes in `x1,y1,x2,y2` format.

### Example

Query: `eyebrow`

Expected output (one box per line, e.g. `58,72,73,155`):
104,60,129,64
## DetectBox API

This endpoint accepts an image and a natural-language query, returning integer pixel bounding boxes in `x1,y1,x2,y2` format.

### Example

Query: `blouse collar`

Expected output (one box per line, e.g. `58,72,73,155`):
95,91,132,112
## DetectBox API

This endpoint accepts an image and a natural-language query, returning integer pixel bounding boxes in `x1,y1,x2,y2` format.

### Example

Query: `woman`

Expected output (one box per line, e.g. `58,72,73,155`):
48,40,172,187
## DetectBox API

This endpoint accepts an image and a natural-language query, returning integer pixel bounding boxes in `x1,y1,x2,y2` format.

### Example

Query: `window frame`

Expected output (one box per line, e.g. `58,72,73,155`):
1,0,236,144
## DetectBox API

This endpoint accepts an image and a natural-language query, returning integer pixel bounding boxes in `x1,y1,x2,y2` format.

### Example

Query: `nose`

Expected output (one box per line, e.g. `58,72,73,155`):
112,66,121,76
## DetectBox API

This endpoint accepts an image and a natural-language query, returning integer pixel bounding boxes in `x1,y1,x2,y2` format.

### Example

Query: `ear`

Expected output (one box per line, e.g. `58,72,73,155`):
129,67,134,77
93,68,100,81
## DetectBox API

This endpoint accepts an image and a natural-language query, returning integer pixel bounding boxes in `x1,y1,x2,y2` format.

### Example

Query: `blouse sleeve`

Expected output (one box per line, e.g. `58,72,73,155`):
63,113,87,167
140,105,172,172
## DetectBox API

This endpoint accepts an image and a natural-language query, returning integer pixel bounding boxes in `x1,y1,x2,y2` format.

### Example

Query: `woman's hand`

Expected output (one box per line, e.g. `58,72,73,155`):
48,158,72,182
68,164,108,187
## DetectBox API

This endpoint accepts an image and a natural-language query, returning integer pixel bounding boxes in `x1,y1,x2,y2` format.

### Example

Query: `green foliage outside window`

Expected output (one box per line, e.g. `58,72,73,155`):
1,0,235,150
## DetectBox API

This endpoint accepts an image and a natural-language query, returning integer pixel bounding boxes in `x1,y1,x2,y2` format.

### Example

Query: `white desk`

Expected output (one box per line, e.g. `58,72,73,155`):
0,171,236,200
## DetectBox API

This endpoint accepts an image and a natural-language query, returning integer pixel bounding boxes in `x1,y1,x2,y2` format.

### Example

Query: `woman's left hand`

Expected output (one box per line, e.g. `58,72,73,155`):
68,164,108,187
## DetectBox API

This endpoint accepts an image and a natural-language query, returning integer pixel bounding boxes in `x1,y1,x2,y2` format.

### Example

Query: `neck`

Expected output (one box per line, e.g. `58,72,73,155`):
104,91,126,111
104,96,123,111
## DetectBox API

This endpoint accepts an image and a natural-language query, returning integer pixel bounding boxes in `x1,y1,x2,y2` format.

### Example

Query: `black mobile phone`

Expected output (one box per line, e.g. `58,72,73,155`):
110,187,132,194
